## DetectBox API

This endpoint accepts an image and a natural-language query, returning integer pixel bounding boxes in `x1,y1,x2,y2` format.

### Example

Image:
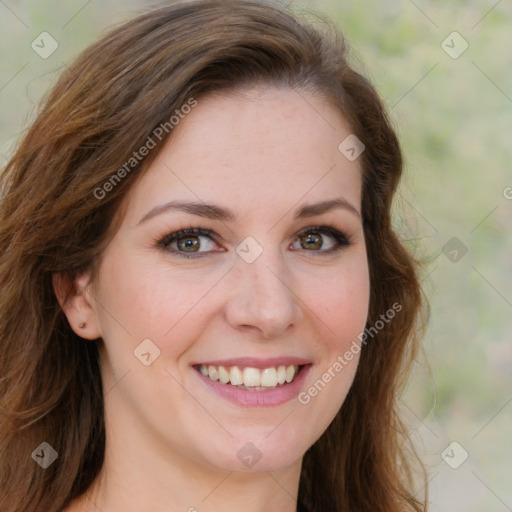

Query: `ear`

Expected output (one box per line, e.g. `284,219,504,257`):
52,272,102,340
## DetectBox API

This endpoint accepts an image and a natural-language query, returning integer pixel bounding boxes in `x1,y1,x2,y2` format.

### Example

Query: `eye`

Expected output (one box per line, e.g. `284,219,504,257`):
159,228,221,258
291,226,351,253
158,225,351,259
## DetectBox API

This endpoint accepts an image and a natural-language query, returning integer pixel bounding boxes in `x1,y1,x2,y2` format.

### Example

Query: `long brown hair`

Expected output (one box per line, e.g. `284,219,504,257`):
0,1,427,510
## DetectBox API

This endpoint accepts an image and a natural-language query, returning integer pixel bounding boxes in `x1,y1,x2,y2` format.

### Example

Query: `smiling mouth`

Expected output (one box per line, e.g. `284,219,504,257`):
194,364,305,390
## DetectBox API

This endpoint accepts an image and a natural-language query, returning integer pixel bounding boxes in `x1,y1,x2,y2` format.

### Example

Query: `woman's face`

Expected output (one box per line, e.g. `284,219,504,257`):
80,86,369,474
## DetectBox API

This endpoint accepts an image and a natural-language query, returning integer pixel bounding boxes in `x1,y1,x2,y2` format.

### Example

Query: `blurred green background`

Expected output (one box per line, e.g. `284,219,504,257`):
1,1,510,510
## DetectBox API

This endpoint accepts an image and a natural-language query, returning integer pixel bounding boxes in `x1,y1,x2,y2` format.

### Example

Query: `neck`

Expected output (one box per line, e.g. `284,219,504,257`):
75,420,302,512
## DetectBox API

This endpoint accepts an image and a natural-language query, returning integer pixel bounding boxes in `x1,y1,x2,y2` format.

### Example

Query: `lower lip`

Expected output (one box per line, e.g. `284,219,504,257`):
195,365,312,408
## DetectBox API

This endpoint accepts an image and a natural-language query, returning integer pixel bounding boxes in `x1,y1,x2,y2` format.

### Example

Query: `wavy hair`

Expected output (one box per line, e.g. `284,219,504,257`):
0,1,427,510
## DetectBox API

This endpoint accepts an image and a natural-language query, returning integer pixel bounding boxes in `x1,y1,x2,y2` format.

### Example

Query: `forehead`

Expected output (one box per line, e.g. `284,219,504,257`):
123,86,362,223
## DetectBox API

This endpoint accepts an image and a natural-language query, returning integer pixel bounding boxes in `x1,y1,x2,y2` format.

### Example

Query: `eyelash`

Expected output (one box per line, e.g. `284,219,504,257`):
157,225,351,259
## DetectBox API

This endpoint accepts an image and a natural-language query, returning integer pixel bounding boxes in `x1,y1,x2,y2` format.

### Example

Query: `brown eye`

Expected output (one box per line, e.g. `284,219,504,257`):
176,236,201,252
160,228,220,257
291,226,351,253
300,232,323,250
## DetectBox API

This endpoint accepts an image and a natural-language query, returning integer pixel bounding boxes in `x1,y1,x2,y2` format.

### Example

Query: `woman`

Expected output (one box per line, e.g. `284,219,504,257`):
0,1,427,511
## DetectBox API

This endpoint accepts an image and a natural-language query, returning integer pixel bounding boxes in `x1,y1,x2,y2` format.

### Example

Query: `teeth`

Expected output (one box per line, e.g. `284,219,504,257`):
230,366,243,386
197,364,301,388
218,365,230,384
260,367,277,387
285,365,295,383
277,365,286,385
208,365,219,381
243,367,261,387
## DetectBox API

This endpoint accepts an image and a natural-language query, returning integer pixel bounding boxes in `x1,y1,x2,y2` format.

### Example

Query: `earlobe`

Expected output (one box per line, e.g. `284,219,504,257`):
52,272,102,340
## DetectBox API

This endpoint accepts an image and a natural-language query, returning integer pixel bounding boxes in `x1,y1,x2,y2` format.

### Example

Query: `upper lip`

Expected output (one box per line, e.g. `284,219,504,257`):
191,357,312,369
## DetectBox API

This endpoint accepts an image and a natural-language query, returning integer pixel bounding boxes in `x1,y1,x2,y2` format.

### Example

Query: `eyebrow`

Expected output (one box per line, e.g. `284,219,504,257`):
137,197,360,225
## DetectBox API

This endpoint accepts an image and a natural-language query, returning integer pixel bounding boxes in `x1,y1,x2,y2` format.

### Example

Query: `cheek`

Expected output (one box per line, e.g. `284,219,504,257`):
296,255,369,418
95,252,218,345
93,258,216,411
310,256,370,346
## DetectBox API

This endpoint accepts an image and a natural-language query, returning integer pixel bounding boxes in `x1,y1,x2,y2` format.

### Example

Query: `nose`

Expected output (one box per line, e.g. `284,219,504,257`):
223,249,302,339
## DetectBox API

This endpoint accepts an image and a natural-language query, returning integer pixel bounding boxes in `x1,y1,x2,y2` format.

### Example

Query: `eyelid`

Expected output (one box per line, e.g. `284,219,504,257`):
295,225,350,244
159,227,220,247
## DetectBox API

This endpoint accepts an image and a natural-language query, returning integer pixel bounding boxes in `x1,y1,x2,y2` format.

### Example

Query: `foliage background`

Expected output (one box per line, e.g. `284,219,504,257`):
1,0,510,510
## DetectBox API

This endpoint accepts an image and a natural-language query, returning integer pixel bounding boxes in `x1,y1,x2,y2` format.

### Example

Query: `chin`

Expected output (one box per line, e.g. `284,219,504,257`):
201,431,309,474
